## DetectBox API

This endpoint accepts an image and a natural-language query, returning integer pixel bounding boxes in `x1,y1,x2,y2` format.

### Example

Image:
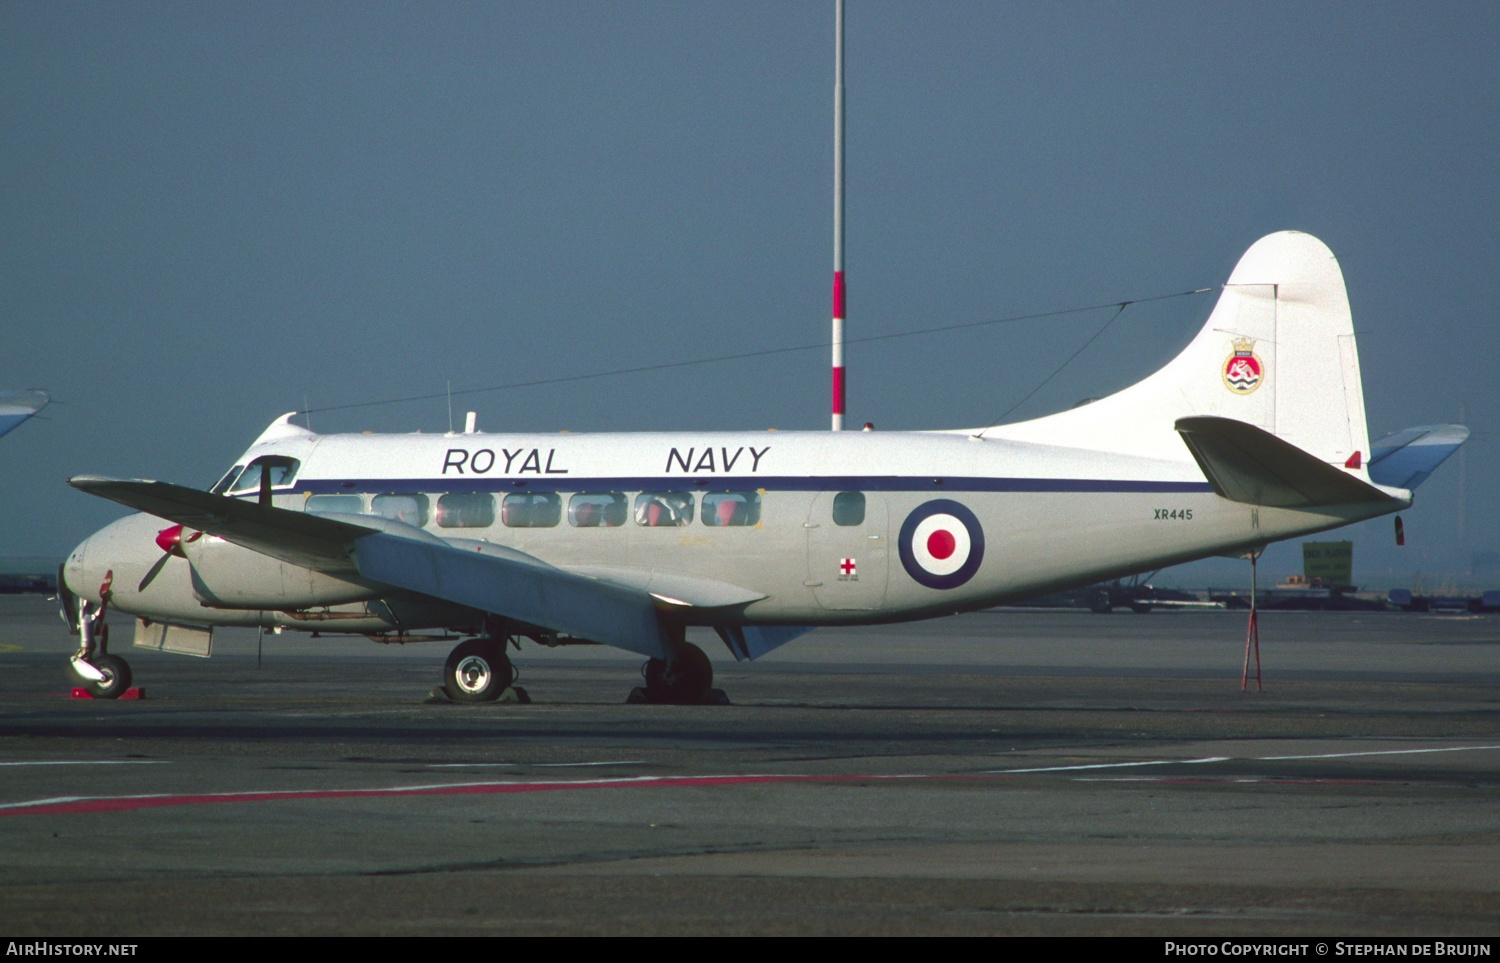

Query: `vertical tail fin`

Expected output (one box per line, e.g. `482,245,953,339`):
991,232,1370,469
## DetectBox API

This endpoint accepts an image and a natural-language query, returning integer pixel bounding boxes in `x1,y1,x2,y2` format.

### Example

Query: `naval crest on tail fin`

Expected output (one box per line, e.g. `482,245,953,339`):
1221,337,1264,395
988,232,1370,471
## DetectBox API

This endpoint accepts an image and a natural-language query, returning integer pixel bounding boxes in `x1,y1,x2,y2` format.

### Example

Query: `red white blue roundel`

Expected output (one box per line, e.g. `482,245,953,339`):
898,499,985,590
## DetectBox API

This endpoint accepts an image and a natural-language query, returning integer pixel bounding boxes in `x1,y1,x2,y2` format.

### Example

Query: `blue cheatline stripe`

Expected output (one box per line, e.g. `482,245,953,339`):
290,475,1214,496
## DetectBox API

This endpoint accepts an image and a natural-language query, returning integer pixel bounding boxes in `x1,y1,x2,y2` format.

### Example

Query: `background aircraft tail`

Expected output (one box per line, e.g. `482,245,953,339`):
990,231,1372,471
1367,424,1469,490
0,389,49,439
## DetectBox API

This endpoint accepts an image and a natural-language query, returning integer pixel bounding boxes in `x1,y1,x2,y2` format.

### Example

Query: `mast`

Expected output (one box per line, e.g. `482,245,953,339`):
831,0,846,431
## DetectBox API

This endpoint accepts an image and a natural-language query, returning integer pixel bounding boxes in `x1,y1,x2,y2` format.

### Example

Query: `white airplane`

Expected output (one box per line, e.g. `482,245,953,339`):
59,232,1465,702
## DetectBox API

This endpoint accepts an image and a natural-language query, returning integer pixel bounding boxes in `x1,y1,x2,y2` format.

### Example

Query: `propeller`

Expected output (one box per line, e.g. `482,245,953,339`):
138,524,201,591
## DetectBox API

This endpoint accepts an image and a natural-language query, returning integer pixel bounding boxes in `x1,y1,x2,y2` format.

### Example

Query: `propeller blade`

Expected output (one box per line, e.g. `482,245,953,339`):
138,550,172,591
140,524,201,590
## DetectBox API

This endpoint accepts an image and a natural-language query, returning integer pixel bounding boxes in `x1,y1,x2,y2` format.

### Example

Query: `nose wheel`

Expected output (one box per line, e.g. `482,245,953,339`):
70,653,133,699
67,596,135,700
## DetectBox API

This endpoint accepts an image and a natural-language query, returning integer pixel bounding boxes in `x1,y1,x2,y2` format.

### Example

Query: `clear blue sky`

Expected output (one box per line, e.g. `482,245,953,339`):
3,1,1494,587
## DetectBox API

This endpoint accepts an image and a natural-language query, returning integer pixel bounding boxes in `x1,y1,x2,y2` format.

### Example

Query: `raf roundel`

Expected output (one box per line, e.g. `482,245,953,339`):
898,499,986,590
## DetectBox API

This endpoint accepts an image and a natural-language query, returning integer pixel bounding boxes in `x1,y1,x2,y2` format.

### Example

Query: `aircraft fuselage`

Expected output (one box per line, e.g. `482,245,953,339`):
64,426,1399,638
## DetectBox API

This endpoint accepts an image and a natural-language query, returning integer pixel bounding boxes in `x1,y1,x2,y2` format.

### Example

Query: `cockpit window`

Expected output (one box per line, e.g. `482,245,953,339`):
211,465,245,494
226,456,301,496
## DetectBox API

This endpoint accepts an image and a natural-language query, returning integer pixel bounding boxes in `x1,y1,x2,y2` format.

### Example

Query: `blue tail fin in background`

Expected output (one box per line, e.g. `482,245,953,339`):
0,389,48,439
1367,425,1468,490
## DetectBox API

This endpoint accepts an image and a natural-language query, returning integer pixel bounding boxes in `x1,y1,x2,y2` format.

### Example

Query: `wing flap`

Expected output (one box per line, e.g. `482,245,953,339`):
565,565,767,608
713,624,815,662
351,533,669,658
1174,417,1398,508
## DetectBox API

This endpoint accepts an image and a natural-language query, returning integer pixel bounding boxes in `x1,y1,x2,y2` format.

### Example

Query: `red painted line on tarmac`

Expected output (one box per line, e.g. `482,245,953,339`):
0,772,993,817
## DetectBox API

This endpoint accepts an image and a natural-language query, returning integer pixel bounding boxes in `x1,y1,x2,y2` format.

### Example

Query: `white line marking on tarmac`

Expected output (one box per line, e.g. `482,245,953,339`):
1257,745,1500,760
986,757,1228,774
0,760,167,766
428,760,648,768
0,772,939,815
985,744,1500,775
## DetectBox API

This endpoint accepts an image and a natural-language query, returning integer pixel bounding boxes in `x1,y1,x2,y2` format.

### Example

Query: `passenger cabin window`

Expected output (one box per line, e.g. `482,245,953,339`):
502,492,561,528
701,491,761,527
832,491,865,526
437,493,496,529
373,493,430,527
306,494,364,514
226,456,301,496
569,492,627,528
635,492,693,527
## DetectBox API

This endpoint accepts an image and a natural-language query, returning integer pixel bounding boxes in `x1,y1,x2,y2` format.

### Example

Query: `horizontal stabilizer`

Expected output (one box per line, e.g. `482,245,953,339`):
1368,424,1469,489
351,533,669,659
1175,417,1397,508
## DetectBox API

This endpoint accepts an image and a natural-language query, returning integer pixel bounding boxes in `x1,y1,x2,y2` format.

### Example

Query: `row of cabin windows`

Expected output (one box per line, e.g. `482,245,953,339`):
301,490,867,529
214,457,866,528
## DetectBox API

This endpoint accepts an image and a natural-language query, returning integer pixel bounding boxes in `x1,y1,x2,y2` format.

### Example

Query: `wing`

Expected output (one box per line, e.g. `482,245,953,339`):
69,476,373,571
67,476,785,659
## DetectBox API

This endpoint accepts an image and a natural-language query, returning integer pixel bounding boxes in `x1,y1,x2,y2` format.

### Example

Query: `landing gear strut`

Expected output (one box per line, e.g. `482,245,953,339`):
441,637,520,703
68,598,133,699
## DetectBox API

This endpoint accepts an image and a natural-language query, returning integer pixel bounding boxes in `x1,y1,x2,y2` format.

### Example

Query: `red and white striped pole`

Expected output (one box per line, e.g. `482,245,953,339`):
831,0,846,431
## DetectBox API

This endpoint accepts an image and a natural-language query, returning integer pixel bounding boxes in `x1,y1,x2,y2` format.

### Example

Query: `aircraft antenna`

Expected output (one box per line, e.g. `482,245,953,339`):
830,0,846,431
298,289,1210,418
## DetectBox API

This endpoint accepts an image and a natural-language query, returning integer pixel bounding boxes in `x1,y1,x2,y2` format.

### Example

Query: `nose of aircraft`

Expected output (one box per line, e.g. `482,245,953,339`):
63,535,88,599
59,535,87,630
59,529,105,629
61,516,145,611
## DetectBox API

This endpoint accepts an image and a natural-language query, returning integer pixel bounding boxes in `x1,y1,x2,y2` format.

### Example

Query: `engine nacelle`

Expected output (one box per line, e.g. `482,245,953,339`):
184,534,382,609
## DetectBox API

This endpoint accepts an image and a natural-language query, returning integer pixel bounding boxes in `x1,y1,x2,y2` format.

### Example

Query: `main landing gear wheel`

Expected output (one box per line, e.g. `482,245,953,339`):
642,641,713,705
83,654,133,700
442,638,516,703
